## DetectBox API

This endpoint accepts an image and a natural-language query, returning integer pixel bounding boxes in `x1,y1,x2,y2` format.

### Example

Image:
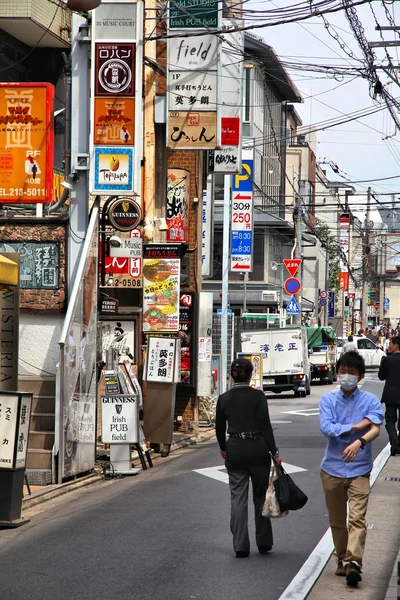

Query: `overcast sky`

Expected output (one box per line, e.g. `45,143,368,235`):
252,1,400,201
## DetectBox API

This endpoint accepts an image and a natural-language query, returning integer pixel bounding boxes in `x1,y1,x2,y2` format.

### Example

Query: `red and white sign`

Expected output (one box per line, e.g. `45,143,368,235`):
230,191,253,271
374,303,380,311
283,258,302,277
319,290,328,299
221,117,240,146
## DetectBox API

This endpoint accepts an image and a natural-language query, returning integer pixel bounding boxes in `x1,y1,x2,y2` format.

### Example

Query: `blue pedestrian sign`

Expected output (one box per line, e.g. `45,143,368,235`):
286,295,300,316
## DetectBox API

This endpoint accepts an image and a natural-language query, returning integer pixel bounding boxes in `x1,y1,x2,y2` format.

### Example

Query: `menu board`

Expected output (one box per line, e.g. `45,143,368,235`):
142,258,180,332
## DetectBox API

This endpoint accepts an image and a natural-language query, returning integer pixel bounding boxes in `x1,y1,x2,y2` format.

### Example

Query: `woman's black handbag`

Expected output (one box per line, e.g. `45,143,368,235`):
273,467,308,511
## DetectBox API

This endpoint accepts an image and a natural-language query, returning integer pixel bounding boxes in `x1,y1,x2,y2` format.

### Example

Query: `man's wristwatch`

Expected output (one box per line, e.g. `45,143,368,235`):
272,449,280,457
359,437,367,449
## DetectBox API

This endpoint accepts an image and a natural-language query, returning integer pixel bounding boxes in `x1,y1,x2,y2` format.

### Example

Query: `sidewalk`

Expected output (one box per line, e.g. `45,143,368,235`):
307,453,400,600
22,427,216,509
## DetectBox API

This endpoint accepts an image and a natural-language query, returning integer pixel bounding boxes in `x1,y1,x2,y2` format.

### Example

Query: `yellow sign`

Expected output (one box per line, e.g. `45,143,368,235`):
0,83,54,203
239,353,262,390
168,111,217,149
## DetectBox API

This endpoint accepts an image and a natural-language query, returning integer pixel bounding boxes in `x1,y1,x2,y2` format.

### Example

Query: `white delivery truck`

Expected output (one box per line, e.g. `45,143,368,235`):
240,327,311,397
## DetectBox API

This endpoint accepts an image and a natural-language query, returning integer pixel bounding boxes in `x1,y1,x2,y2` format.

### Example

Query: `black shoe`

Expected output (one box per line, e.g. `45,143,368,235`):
235,551,250,558
346,562,362,587
258,546,272,554
390,445,399,456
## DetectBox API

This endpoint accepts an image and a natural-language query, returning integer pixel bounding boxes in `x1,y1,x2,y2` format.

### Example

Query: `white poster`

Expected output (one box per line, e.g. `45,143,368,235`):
15,395,32,469
101,395,139,444
199,336,212,362
0,394,19,469
145,337,177,383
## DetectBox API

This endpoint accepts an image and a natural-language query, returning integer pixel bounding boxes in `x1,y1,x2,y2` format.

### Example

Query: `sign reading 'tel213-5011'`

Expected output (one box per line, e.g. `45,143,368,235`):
230,147,254,272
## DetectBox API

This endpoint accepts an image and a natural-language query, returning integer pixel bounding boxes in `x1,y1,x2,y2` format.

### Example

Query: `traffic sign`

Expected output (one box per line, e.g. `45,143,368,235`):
374,303,380,311
284,277,301,295
319,290,328,299
283,258,302,277
319,298,327,307
230,151,254,272
286,295,301,316
384,297,390,306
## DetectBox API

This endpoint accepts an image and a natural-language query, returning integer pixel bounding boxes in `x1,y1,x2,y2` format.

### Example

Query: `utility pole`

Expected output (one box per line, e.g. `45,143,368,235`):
362,187,371,329
221,174,231,394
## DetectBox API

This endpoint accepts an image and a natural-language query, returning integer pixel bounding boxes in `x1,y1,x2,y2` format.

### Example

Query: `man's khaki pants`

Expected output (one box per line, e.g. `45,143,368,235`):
320,470,370,566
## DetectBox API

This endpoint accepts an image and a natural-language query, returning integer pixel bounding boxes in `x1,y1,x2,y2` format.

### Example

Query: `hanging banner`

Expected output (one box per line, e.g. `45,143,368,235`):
168,71,217,111
169,0,219,29
202,177,213,277
143,258,180,332
93,2,137,40
92,146,134,194
178,292,195,385
0,83,54,204
103,229,143,289
166,168,190,242
168,111,217,150
95,43,136,97
145,337,179,382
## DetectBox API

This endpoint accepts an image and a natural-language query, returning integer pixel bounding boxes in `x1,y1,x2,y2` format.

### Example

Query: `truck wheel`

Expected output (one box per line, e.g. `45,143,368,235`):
306,377,311,395
294,390,301,398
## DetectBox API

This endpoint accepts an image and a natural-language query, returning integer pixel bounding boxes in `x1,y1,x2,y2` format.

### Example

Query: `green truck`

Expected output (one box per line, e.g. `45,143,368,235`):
307,327,338,384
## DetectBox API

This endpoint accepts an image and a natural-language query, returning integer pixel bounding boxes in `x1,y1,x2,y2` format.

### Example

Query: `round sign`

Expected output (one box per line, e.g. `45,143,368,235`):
108,198,142,231
319,298,327,307
98,59,132,94
284,277,301,295
319,290,328,299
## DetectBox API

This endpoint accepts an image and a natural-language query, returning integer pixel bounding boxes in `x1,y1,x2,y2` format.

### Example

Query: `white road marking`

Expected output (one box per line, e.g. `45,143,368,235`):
277,443,391,600
271,420,293,424
283,409,319,417
193,461,307,484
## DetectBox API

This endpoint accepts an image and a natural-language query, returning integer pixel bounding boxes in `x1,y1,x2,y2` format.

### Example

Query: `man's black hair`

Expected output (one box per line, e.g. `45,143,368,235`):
390,336,400,350
348,335,353,342
336,351,365,377
231,358,253,383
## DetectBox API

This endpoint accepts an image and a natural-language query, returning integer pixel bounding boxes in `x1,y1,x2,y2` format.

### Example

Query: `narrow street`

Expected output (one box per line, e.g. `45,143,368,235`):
0,373,387,600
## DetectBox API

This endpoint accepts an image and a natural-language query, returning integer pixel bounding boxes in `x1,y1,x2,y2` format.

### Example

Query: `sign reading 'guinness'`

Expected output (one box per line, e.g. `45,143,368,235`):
108,197,142,231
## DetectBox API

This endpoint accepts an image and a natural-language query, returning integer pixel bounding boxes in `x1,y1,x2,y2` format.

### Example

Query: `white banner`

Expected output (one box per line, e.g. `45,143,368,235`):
202,177,213,277
168,35,219,71
0,394,19,469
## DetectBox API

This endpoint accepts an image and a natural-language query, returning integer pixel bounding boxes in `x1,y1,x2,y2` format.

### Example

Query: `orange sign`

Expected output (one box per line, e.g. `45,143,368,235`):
339,272,349,291
93,97,135,146
0,83,54,203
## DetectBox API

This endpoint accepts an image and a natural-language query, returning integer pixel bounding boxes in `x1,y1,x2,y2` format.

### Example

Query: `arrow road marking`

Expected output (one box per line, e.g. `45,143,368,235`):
283,409,320,417
193,462,307,484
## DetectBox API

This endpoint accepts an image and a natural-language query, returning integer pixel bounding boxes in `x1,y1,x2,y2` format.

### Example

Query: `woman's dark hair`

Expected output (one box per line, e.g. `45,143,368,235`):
231,358,253,382
336,351,366,376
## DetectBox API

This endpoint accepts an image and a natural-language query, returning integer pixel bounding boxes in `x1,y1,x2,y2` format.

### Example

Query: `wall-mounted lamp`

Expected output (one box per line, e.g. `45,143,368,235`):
106,271,114,286
108,232,121,248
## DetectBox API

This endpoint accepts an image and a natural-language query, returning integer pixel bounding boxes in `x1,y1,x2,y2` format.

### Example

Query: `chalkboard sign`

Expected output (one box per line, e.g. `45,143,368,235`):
0,242,60,289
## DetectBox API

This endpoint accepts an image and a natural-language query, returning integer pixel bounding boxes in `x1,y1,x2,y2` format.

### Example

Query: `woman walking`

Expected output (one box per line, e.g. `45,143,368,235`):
215,358,282,558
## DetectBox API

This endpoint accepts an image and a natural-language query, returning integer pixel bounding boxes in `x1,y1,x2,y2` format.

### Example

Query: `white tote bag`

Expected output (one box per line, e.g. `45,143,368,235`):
262,465,289,519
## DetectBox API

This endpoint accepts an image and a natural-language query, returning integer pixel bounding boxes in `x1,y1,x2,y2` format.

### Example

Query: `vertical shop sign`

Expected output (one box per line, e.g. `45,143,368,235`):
230,146,254,272
202,177,213,277
90,3,140,198
166,168,190,242
178,293,194,385
0,395,19,468
0,83,54,204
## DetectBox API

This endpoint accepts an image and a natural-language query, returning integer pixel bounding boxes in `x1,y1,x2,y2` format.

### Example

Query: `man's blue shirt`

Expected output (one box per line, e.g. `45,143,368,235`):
319,387,384,478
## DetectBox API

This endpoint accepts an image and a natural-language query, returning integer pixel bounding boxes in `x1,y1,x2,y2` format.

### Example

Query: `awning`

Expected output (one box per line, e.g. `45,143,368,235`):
0,255,18,288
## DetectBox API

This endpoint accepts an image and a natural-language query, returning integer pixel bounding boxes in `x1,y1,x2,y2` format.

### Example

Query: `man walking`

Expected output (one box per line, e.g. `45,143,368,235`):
378,335,400,456
342,335,357,354
319,351,384,587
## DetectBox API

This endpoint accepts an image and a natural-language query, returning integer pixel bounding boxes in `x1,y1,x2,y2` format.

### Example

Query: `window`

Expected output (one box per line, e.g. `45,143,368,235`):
358,339,375,350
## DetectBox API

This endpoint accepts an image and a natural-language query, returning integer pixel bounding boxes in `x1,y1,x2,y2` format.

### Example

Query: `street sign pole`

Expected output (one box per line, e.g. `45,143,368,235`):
221,173,231,394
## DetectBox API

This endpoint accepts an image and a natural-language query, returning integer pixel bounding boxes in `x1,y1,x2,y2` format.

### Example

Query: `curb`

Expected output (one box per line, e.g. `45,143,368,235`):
22,427,216,511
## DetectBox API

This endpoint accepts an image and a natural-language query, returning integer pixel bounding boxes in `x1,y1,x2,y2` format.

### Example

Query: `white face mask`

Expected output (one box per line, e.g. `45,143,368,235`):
338,373,359,391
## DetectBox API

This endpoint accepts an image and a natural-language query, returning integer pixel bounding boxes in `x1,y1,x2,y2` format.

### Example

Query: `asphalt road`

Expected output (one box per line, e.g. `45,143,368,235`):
0,371,387,600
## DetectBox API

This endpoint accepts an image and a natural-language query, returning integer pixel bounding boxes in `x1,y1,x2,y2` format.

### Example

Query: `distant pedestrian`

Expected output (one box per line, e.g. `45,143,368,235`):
319,351,383,587
378,335,400,456
215,358,281,558
366,329,378,344
383,332,394,354
342,335,357,354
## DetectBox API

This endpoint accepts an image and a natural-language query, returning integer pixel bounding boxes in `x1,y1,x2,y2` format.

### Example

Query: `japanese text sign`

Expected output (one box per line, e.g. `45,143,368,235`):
231,149,254,272
0,83,54,204
168,111,217,150
0,393,32,469
169,0,219,29
143,258,180,332
145,337,178,383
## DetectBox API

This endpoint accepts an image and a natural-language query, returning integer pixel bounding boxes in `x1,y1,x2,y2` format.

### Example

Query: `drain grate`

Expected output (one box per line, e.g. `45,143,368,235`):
384,476,400,482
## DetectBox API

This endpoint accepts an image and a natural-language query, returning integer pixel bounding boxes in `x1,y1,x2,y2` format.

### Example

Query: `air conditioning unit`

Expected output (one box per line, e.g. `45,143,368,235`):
261,290,279,303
